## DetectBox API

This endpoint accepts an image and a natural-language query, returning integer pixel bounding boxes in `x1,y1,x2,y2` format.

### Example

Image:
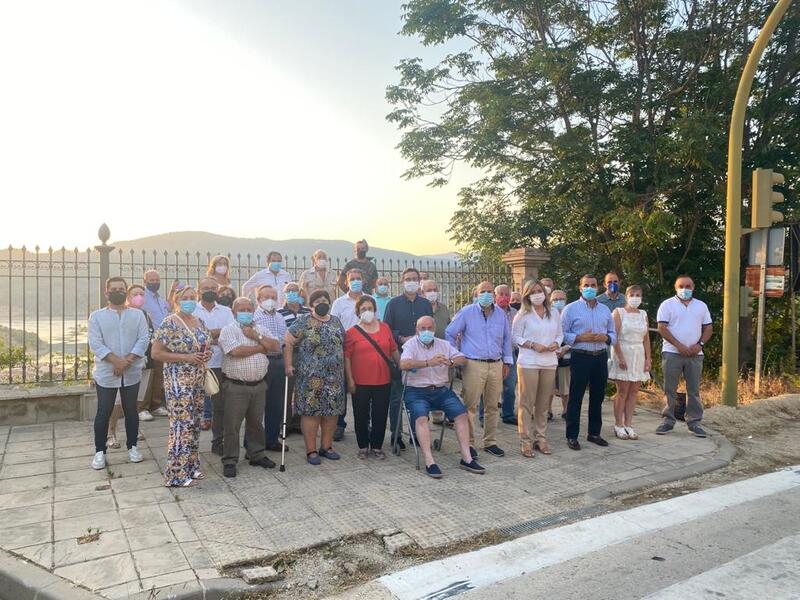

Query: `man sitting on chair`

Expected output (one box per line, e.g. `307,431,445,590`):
400,316,486,479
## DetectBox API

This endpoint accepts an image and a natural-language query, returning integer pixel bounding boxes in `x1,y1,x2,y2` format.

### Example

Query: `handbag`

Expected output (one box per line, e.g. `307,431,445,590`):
354,325,402,381
171,314,220,396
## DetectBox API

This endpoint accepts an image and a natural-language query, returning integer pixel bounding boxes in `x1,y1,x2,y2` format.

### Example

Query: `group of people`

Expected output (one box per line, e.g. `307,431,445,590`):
88,240,713,483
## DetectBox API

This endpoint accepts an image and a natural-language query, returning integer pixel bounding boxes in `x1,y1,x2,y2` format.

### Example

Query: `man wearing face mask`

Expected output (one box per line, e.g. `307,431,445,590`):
540,278,555,299
88,277,150,470
656,275,713,437
560,275,617,450
597,271,626,312
193,278,234,450
242,251,292,305
218,298,281,478
253,285,289,451
279,282,310,433
338,239,379,295
139,269,170,420
331,269,368,331
549,290,571,419
374,276,392,321
422,279,450,339
446,281,514,457
495,284,519,426
384,268,434,448
510,291,523,312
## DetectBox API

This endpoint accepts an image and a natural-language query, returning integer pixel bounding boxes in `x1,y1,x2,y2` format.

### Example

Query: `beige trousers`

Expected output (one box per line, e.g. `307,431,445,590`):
517,367,556,445
461,359,503,447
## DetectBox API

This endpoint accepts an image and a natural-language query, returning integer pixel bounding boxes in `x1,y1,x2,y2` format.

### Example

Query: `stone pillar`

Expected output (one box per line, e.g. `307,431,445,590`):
501,247,550,291
95,223,115,307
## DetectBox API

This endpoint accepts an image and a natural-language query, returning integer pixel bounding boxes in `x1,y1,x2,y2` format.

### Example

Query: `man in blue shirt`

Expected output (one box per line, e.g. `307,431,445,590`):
560,274,617,450
88,277,151,470
446,281,513,458
139,269,170,420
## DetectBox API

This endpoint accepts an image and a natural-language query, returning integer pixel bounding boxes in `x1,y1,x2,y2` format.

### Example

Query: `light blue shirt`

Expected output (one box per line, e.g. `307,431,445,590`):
143,288,169,327
561,298,617,351
375,295,391,321
445,303,513,364
88,307,150,388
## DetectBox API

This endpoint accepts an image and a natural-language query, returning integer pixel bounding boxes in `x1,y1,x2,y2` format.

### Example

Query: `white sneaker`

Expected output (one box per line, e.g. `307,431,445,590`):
624,426,638,440
138,410,154,422
128,446,143,463
91,451,106,470
152,407,169,417
614,426,629,440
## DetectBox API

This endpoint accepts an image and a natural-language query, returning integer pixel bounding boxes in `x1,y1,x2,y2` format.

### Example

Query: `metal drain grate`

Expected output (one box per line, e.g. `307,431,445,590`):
498,505,607,537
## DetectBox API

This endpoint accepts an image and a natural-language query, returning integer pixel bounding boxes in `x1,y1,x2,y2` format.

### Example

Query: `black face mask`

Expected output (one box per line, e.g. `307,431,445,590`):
356,250,367,259
510,302,522,311
146,282,160,293
218,295,234,307
109,291,126,306
201,291,218,303
314,303,330,317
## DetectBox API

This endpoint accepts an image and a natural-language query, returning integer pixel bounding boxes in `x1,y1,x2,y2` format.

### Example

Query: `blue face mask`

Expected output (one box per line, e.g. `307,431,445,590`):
677,288,693,300
286,291,301,304
236,312,254,326
552,300,566,311
377,284,389,296
581,287,597,301
179,300,197,314
477,291,494,307
607,281,619,294
269,261,282,272
418,330,435,345
349,280,363,293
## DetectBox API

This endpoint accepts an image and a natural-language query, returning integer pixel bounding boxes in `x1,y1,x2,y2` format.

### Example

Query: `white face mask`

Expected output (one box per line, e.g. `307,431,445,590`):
529,293,546,306
425,291,438,303
316,259,327,269
215,265,227,275
544,286,552,295
627,296,642,308
360,310,375,323
260,299,277,313
404,280,420,294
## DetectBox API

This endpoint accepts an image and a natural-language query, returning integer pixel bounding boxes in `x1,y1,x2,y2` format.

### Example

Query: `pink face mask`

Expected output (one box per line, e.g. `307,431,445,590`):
129,295,145,308
495,296,510,309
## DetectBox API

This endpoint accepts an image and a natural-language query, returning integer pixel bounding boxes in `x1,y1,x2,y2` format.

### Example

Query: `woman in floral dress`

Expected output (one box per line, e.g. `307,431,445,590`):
284,289,346,465
151,286,211,487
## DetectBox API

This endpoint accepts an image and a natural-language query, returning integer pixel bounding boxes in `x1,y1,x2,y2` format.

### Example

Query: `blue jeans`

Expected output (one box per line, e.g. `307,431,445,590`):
404,386,466,423
501,350,518,421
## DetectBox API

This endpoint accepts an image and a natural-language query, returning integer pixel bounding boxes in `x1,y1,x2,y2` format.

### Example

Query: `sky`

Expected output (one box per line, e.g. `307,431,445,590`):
0,1,474,255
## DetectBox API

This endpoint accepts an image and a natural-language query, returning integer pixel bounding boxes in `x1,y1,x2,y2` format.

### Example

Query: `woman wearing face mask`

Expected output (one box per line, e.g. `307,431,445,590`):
217,286,236,308
549,290,571,419
299,249,338,300
607,285,651,440
206,255,232,287
511,281,563,457
284,290,346,465
150,286,212,487
344,296,400,459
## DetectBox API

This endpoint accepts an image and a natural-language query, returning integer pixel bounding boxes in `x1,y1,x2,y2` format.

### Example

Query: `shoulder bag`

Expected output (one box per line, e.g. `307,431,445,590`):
354,325,402,381
172,314,220,396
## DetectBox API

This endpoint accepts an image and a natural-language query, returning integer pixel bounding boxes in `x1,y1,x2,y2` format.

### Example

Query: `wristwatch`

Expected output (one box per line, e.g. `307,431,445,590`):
257,334,264,342
699,341,705,348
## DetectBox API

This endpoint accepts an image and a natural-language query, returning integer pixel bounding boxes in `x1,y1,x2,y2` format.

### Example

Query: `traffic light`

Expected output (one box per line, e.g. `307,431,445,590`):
752,168,785,228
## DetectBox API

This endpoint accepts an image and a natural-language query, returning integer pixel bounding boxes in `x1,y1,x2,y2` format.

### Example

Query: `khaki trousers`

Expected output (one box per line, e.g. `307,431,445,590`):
517,367,556,445
461,359,503,447
222,380,267,465
139,360,165,412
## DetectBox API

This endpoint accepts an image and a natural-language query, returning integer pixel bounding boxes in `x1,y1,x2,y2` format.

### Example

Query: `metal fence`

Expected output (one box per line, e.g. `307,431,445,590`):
0,231,509,385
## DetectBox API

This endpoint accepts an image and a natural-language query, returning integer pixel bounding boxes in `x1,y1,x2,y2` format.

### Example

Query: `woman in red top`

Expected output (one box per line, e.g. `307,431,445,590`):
344,296,400,459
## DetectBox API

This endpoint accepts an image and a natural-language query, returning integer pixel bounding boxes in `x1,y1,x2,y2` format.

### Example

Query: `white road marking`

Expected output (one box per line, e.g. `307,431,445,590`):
378,466,800,600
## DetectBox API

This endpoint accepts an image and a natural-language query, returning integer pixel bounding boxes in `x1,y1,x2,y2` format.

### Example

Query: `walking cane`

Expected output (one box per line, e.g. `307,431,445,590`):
279,375,289,472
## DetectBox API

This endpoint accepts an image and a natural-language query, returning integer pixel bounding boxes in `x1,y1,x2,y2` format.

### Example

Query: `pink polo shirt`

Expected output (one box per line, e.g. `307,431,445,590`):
401,336,463,387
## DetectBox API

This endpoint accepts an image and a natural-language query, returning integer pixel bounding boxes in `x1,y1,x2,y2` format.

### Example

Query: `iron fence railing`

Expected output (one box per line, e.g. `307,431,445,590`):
0,230,509,385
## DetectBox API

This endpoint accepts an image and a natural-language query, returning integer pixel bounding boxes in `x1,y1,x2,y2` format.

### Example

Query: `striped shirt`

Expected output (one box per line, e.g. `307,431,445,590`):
279,305,311,329
253,307,287,356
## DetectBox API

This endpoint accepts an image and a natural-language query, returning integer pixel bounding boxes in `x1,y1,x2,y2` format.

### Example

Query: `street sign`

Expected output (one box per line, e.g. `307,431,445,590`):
745,265,786,297
748,227,786,266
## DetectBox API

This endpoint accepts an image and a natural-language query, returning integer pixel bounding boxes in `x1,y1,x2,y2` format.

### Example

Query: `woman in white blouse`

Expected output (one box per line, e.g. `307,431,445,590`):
511,280,563,457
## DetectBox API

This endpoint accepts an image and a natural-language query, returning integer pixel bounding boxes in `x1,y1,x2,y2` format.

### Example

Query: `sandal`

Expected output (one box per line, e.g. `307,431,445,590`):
520,442,534,458
624,426,639,440
534,440,552,455
107,435,120,449
371,449,386,460
192,471,205,480
614,426,629,440
357,449,369,460
306,451,321,466
179,478,199,487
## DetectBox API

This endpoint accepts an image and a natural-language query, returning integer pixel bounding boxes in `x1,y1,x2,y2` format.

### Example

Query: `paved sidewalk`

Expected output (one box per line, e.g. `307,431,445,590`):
0,402,722,598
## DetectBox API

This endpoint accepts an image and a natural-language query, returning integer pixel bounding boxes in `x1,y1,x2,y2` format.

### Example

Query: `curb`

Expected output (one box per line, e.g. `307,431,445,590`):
584,425,737,501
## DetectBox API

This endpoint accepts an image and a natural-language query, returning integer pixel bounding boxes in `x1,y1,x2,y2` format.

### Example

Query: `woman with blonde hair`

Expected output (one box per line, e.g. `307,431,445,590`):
206,255,232,287
511,280,563,457
299,249,338,299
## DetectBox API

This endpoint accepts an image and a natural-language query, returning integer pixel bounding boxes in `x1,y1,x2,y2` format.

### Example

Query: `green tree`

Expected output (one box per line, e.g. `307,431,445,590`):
387,0,800,372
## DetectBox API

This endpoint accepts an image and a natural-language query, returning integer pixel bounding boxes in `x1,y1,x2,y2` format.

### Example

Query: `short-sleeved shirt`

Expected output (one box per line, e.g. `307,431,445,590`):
279,305,311,329
299,268,338,299
339,259,379,294
344,323,398,386
192,302,234,368
331,293,370,331
597,292,626,312
218,322,275,382
401,336,463,388
657,296,712,355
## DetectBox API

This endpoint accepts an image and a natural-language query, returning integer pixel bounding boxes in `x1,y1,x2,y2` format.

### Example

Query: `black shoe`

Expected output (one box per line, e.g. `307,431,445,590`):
484,445,505,457
587,435,609,447
265,442,288,452
688,424,708,438
459,459,486,474
333,426,345,442
211,445,223,457
547,411,554,422
223,464,237,478
425,464,443,479
655,423,674,435
469,446,478,459
502,417,517,425
567,438,581,451
249,456,276,469
392,437,406,451
561,413,567,420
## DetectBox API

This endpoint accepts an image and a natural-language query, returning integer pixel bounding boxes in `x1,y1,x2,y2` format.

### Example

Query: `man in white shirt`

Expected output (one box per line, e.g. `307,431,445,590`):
193,278,235,455
656,275,713,437
242,251,292,305
331,268,367,331
218,298,280,478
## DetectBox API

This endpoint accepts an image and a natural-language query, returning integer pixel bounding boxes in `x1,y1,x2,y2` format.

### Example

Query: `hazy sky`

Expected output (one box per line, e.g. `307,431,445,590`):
0,1,474,255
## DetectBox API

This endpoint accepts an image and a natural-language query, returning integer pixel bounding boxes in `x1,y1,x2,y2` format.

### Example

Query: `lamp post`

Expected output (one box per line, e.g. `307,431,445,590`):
720,0,793,407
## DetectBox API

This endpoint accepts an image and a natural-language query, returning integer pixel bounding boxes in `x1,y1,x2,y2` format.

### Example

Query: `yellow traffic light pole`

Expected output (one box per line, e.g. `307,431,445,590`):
721,0,793,407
